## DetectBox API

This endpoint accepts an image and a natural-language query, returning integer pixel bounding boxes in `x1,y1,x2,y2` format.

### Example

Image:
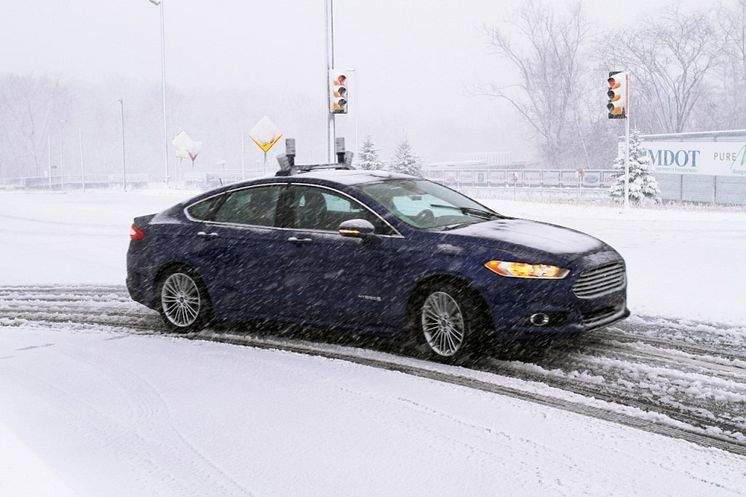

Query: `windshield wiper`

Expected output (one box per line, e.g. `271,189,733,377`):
429,204,502,220
439,221,477,231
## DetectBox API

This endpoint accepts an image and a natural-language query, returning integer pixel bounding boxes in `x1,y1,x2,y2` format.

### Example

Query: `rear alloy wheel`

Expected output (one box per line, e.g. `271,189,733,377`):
158,270,211,333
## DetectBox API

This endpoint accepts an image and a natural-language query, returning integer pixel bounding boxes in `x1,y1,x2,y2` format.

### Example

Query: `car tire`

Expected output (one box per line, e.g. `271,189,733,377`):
157,267,212,333
408,281,486,363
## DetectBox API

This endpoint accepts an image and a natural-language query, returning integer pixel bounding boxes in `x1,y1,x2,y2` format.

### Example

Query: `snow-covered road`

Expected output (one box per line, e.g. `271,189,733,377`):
4,283,746,449
2,317,746,497
2,285,746,447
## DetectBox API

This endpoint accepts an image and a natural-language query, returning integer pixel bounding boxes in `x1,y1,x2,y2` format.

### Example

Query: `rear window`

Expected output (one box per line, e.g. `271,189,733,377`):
186,195,222,220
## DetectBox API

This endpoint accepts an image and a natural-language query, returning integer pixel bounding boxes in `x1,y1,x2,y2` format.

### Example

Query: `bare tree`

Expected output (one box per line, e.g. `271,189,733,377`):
697,0,746,130
0,72,328,182
723,0,746,86
481,1,591,167
0,74,62,177
604,5,723,133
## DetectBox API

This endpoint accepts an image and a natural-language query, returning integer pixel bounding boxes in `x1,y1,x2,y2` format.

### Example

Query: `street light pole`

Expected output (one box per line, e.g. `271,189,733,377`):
148,0,169,186
47,134,52,190
79,128,86,192
59,119,67,190
118,99,127,191
241,128,246,180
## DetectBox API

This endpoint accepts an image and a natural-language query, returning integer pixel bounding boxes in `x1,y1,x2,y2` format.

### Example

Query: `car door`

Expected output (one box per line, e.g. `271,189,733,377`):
193,183,289,319
280,183,403,329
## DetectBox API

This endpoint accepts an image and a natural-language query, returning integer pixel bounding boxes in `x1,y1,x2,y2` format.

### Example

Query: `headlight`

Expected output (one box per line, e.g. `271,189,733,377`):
484,260,569,279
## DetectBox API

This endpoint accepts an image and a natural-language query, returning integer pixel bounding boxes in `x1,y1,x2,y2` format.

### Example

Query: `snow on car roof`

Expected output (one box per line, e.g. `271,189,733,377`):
291,168,416,185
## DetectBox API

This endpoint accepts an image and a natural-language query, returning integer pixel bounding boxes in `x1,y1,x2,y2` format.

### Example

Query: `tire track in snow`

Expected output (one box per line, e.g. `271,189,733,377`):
596,328,746,364
3,285,744,362
484,356,746,441
2,284,745,456
188,332,746,457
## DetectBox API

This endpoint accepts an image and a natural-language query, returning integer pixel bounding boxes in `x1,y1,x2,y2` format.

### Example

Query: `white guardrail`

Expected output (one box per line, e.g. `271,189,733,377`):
424,169,615,189
0,169,613,191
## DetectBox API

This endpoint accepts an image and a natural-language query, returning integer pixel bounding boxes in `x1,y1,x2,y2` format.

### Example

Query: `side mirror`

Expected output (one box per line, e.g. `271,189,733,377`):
338,219,375,238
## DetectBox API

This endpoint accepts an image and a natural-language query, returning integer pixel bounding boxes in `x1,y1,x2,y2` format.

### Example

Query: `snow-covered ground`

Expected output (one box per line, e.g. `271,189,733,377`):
1,190,745,496
2,324,745,497
0,190,192,285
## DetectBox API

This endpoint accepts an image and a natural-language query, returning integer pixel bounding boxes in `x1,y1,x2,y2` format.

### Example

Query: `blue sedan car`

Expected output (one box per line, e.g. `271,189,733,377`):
127,167,629,361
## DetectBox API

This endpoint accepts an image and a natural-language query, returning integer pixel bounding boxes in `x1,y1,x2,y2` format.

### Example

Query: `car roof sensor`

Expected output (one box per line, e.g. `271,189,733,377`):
276,137,355,176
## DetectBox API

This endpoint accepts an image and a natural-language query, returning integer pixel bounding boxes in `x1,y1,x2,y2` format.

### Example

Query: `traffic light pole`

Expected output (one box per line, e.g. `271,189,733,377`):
624,72,631,210
325,0,336,163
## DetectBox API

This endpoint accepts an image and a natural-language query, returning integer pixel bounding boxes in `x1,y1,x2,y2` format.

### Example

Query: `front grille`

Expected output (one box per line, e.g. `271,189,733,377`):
572,262,626,299
581,306,620,327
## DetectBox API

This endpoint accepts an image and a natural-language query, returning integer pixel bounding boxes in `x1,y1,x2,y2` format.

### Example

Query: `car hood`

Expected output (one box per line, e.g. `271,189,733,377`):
442,218,604,255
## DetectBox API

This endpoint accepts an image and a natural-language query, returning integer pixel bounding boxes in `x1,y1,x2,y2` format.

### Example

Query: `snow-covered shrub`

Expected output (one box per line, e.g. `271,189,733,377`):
610,128,662,205
357,136,384,170
389,138,422,176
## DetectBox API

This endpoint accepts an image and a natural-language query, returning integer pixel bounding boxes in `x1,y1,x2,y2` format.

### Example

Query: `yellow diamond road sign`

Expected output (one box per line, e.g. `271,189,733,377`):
249,116,282,153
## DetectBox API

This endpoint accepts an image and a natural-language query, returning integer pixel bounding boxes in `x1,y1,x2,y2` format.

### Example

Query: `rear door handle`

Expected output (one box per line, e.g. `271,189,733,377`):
287,236,313,244
197,231,219,239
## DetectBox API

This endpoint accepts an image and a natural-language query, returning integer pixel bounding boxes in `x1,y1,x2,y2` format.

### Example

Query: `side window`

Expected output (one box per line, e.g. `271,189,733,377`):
288,185,394,234
186,195,222,220
212,186,281,227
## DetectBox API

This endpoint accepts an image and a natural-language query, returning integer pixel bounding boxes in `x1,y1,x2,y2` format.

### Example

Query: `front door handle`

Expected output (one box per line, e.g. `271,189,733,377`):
287,236,313,244
197,231,219,239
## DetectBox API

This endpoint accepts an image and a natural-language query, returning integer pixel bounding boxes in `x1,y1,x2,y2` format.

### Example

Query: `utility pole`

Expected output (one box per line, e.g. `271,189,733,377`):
118,99,127,191
324,0,336,163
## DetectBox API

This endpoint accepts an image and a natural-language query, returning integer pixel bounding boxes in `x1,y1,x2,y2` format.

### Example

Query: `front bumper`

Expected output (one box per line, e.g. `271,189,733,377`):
481,252,630,339
489,297,630,339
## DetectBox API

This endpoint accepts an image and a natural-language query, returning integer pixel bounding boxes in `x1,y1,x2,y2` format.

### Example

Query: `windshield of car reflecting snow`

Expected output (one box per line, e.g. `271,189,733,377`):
359,179,502,230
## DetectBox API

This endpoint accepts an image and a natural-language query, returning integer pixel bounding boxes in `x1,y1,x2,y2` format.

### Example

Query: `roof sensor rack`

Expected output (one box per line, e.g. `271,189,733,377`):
275,163,353,177
276,137,354,176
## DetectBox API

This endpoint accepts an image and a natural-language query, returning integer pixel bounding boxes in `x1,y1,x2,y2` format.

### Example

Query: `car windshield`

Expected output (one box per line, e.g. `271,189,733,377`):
358,179,503,230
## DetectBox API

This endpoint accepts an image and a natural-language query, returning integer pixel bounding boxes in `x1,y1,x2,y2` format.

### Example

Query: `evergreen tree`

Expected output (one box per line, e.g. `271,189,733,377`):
609,128,662,205
389,137,422,176
357,136,383,170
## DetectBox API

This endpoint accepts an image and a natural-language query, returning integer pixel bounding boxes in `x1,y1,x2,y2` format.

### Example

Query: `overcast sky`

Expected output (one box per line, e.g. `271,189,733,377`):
0,0,705,164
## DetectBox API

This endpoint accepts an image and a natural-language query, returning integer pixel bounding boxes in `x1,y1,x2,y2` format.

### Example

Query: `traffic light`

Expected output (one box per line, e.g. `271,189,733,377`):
607,71,627,119
330,70,348,114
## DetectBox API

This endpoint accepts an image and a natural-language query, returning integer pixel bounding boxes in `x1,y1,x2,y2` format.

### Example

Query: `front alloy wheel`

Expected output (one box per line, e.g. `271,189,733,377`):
421,291,466,357
159,270,210,332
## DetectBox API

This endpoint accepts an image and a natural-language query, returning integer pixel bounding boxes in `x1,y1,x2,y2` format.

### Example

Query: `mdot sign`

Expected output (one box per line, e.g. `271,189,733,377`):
642,141,746,176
